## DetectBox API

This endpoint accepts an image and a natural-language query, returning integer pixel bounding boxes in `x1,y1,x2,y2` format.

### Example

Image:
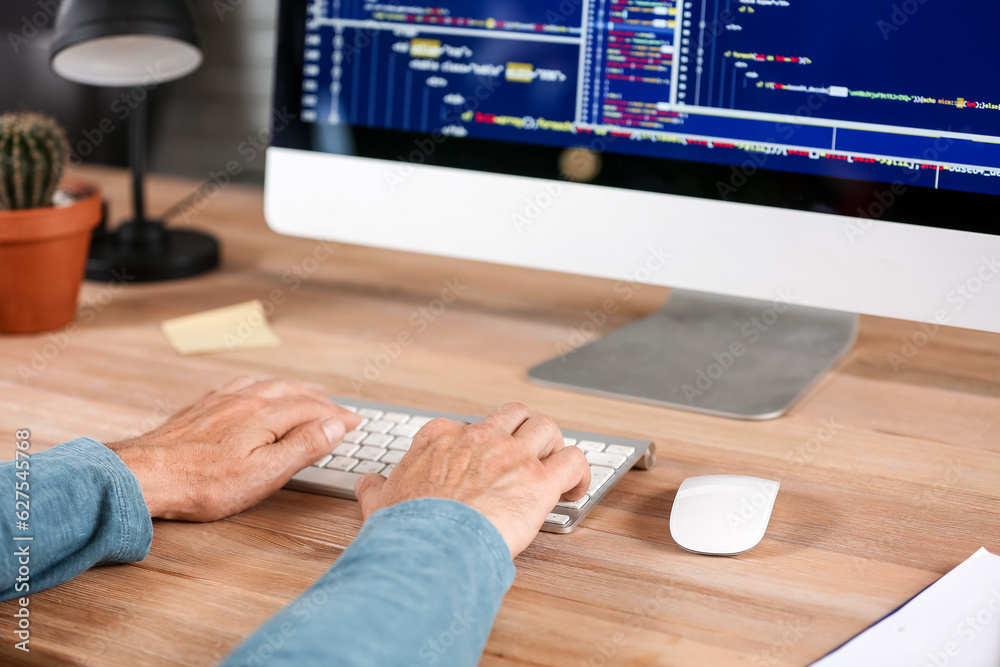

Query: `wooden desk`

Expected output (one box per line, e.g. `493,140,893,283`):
2,166,998,666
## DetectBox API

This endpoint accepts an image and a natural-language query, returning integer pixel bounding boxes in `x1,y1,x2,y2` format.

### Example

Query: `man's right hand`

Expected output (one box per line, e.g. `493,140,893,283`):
354,403,591,557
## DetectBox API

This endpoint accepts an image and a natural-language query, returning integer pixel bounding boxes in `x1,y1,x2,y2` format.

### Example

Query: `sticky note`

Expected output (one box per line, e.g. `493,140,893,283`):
161,300,281,356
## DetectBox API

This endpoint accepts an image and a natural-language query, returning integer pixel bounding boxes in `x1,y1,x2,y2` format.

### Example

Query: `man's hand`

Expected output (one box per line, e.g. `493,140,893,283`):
355,403,591,557
107,377,361,522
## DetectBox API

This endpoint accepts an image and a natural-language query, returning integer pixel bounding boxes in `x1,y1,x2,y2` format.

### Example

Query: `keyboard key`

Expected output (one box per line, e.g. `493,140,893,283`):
362,419,395,434
577,440,606,453
605,445,635,457
588,478,610,497
358,408,383,419
361,433,394,448
353,460,386,474
563,437,578,447
343,430,367,444
383,412,410,423
590,465,614,480
588,465,614,496
380,449,405,464
389,423,420,438
327,456,359,472
311,454,333,468
340,405,358,412
407,415,435,427
555,495,590,510
388,437,413,451
332,443,359,457
356,446,386,461
291,467,363,493
586,452,628,469
382,464,396,476
545,513,570,526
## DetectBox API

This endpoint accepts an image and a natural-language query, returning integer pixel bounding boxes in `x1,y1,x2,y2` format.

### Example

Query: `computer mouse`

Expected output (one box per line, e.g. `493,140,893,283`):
669,475,780,555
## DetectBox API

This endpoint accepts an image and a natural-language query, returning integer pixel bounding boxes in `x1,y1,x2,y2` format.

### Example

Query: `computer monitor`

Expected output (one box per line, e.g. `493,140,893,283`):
264,0,1000,419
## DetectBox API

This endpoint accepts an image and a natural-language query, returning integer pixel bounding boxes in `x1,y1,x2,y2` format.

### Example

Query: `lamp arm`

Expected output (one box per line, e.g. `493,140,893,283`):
130,96,148,225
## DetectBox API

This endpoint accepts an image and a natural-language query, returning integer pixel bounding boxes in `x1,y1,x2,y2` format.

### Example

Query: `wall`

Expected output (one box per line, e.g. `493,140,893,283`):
0,0,278,186
150,0,278,184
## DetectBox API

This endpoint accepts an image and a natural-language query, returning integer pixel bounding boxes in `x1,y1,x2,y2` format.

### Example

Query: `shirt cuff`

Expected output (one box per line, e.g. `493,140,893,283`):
65,437,154,565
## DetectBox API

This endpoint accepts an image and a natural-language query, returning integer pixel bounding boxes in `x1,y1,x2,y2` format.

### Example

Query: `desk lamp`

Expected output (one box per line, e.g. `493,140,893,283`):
50,0,219,281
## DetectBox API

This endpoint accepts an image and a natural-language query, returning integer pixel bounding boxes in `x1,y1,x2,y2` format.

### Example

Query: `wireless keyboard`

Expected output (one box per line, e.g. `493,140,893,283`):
287,397,656,532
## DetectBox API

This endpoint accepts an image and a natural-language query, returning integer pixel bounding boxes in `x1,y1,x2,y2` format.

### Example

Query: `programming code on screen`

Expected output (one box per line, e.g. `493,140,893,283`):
300,0,1000,196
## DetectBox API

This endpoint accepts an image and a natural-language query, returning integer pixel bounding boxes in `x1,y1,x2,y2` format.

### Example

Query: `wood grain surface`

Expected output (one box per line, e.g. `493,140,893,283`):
1,165,998,666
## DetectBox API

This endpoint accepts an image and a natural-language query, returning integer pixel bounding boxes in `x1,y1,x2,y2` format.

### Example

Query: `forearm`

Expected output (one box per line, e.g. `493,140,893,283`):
223,498,515,666
1,438,153,601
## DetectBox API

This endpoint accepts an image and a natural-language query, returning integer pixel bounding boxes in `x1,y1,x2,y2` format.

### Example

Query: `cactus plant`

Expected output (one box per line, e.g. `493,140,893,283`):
0,112,70,211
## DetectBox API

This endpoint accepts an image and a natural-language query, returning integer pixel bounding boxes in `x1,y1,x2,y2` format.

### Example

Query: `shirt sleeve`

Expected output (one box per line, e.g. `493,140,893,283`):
222,498,516,667
1,437,153,601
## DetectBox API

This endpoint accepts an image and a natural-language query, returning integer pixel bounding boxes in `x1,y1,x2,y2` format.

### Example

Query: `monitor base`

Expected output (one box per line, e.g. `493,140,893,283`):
529,289,858,420
86,221,220,282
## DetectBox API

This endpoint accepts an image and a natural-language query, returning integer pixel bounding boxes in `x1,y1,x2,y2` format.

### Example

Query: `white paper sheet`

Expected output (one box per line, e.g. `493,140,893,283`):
813,548,1000,666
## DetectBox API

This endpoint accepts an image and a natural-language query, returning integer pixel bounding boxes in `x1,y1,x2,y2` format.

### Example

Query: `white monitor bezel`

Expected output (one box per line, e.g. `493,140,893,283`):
266,147,1000,334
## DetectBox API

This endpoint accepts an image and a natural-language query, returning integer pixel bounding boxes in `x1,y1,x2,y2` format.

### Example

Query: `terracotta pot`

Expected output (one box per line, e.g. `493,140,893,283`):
0,178,102,334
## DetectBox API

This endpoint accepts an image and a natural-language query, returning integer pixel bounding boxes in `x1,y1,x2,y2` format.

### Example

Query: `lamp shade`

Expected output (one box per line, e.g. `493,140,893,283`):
50,0,202,87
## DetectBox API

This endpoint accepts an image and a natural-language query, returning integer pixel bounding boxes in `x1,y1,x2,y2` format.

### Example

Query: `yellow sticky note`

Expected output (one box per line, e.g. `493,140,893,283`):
161,300,281,356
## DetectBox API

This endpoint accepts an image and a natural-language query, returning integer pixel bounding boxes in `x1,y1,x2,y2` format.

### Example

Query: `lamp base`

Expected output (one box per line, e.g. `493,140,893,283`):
86,220,219,282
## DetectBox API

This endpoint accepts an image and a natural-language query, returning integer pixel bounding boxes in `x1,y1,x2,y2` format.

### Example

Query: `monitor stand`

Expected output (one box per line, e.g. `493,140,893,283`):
529,289,858,420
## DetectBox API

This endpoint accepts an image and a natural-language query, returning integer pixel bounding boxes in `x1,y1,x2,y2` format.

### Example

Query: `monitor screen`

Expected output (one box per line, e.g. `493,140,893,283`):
272,0,1000,234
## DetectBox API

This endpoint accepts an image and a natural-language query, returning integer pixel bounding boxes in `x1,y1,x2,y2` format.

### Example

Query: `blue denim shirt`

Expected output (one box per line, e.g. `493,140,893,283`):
2,438,515,664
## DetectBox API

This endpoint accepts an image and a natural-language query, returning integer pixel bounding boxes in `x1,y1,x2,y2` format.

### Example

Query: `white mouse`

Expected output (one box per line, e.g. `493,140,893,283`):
669,475,780,555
